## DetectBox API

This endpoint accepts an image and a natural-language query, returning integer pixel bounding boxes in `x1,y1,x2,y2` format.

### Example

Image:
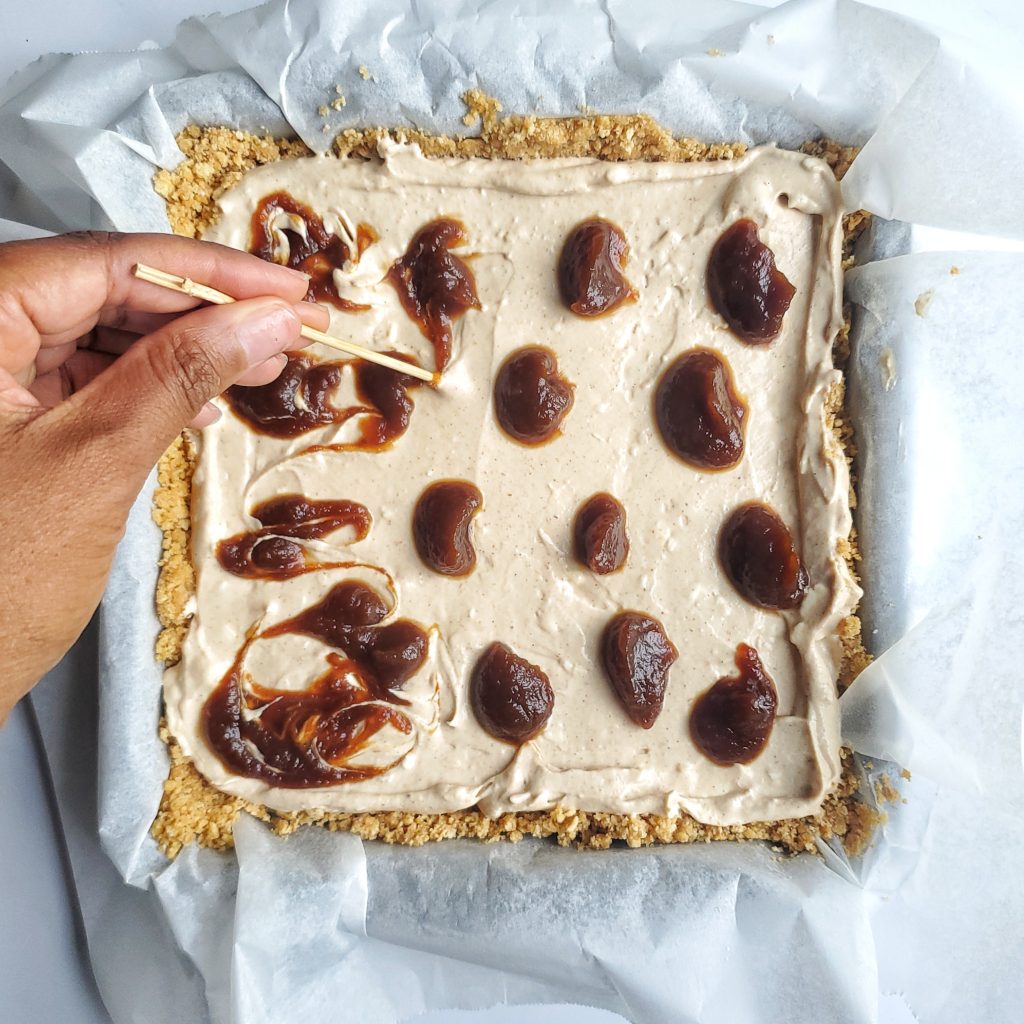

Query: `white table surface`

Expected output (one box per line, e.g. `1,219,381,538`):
1,2,1021,1022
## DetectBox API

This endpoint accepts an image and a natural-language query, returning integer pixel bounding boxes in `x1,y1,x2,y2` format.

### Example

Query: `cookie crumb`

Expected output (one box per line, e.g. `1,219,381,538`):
332,96,346,110
706,47,724,57
358,64,372,80
874,775,901,806
915,289,934,317
949,265,960,275
318,104,329,116
880,349,897,391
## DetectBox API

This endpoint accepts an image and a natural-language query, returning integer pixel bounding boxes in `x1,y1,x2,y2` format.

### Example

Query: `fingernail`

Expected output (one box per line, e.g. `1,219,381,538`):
191,402,222,429
298,300,331,330
236,301,302,364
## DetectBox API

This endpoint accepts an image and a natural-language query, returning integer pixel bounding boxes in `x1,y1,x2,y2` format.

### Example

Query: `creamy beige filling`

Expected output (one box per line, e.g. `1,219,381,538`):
162,142,859,825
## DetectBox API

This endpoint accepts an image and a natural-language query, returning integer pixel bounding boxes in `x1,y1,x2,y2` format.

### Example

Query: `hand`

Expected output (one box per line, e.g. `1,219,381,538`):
0,231,329,721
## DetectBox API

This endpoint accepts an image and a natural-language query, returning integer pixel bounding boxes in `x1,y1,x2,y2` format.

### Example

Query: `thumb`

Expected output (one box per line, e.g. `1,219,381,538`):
63,296,303,474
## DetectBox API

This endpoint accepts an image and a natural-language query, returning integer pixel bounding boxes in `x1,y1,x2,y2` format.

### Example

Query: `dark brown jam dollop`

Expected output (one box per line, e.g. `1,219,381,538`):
470,642,554,745
413,479,483,577
250,190,376,312
654,347,747,470
201,579,428,787
216,495,371,580
689,644,777,765
574,493,629,575
707,219,795,344
601,612,679,729
718,502,809,610
223,352,424,451
558,218,637,317
493,346,574,445
386,218,481,372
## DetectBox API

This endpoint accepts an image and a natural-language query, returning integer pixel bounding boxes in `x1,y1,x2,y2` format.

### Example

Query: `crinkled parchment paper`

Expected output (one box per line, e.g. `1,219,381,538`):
4,1,1024,1021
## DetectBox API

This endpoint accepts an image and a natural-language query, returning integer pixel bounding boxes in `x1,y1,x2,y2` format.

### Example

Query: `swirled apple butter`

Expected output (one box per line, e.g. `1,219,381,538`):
166,140,857,826
201,579,427,787
387,218,481,372
250,190,376,311
223,351,424,451
262,580,428,696
216,495,371,580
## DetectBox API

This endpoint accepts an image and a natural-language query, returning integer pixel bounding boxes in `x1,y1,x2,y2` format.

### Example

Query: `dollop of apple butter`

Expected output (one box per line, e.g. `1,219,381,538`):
413,480,483,577
250,190,376,312
558,218,637,317
470,642,554,744
689,643,777,765
574,493,629,575
707,219,795,344
493,346,574,445
217,495,371,580
202,579,428,787
718,502,808,610
387,218,481,372
601,612,679,729
654,347,747,470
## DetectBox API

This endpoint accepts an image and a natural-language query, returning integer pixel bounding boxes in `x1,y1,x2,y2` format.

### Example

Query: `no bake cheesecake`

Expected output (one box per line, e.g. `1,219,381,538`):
152,106,873,855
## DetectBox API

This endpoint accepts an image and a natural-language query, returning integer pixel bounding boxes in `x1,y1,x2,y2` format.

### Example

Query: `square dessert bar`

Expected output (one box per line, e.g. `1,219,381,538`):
153,114,871,856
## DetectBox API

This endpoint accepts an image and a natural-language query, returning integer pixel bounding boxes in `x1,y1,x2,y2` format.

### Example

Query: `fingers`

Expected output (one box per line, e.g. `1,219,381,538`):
27,304,323,408
30,350,288,409
34,341,77,375
0,366,39,413
0,231,315,354
59,296,304,481
29,350,116,406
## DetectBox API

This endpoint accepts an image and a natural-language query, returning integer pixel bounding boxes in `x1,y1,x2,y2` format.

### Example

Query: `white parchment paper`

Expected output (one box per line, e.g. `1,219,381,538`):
6,1,1024,1021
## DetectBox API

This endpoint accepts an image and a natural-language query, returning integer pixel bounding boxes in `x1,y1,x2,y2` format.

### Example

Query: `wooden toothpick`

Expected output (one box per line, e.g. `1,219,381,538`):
132,263,438,385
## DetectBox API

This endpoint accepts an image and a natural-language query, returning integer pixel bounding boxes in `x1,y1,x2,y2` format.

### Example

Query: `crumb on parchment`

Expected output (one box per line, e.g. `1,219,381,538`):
150,93,876,858
875,775,902,806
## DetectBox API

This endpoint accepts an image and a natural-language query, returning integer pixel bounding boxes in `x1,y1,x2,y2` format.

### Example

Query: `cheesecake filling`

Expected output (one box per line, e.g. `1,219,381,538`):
162,142,859,825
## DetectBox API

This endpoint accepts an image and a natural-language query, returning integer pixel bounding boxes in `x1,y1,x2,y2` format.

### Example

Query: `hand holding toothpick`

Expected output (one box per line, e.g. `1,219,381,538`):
133,263,438,385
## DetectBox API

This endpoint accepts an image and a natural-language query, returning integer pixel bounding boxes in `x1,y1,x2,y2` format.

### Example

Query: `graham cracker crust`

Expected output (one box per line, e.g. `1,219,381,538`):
150,94,879,859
